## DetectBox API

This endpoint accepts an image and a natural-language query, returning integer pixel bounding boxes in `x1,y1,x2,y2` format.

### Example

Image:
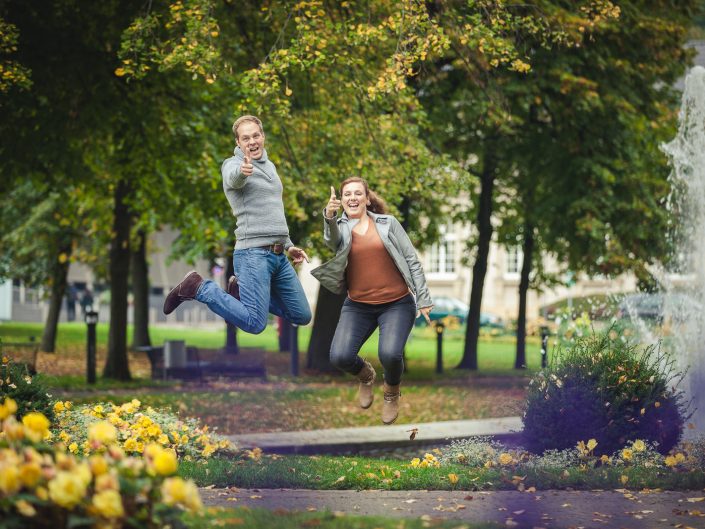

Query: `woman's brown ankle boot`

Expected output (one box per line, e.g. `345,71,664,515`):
382,382,401,424
357,360,376,409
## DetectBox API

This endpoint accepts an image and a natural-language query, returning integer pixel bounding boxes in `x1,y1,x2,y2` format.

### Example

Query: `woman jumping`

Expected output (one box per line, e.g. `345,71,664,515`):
312,177,433,424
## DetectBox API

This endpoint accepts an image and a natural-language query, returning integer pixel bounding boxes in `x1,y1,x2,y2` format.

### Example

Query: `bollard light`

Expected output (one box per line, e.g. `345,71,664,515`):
85,310,98,384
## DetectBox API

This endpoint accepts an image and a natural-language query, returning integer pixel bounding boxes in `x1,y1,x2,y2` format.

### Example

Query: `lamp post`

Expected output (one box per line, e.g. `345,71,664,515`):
435,320,445,374
290,324,299,376
540,325,550,369
85,310,98,384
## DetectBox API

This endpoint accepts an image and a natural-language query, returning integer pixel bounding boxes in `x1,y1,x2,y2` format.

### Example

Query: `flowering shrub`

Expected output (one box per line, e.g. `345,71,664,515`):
52,399,232,460
0,397,202,528
610,439,663,467
522,328,687,454
422,436,696,475
438,436,512,467
522,447,583,471
0,355,54,422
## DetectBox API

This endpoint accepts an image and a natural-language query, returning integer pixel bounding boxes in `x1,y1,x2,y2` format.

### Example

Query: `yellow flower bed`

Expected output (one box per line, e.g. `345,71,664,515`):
0,397,202,528
52,399,232,460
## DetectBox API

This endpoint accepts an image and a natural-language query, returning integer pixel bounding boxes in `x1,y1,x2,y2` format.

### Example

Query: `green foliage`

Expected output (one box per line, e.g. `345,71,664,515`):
522,327,688,455
0,16,31,92
0,356,54,422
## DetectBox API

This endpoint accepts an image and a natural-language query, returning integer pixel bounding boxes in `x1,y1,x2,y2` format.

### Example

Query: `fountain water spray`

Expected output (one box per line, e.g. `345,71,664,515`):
661,65,705,436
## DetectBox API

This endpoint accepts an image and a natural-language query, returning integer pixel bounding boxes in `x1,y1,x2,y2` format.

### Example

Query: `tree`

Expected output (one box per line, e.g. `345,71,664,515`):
507,0,698,366
417,0,625,370
1,0,233,379
120,1,456,370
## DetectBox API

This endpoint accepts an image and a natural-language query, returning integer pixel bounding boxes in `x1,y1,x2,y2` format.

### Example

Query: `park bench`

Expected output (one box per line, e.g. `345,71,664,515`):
136,343,266,381
0,337,40,374
195,347,267,380
135,344,202,381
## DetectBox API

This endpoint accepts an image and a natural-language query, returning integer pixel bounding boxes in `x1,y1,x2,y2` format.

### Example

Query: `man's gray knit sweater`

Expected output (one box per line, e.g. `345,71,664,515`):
221,146,293,250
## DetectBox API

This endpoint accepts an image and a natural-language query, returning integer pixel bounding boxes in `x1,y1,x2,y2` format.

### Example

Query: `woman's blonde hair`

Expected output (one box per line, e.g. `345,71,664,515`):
339,177,388,214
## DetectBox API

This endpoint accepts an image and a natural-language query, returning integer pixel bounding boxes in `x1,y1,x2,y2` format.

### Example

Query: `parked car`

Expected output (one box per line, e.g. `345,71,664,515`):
414,296,505,330
616,292,702,323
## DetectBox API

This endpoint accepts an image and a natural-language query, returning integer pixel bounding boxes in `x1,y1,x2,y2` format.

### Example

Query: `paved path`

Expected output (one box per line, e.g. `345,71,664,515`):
200,487,705,528
227,416,524,454
218,419,705,527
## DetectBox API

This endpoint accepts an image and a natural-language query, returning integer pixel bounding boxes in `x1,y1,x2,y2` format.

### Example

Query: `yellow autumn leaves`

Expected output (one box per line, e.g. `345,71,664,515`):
410,452,441,469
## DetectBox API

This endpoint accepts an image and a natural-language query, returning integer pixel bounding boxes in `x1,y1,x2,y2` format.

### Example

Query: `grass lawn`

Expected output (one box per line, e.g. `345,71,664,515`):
0,321,545,379
185,507,503,529
181,454,705,492
2,321,534,433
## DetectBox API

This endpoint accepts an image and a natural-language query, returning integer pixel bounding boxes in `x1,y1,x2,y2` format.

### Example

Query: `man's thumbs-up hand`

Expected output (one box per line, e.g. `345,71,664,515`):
325,185,341,219
241,149,253,176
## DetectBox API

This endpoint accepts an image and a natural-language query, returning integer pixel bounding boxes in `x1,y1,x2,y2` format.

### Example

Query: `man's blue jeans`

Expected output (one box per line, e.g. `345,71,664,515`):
330,294,416,386
195,247,312,334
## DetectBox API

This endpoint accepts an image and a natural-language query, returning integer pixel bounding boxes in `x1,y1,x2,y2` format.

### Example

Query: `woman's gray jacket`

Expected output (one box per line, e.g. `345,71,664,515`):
311,210,433,309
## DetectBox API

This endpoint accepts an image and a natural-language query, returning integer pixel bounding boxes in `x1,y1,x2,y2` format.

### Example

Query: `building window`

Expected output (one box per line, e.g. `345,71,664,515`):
506,246,522,276
428,233,456,275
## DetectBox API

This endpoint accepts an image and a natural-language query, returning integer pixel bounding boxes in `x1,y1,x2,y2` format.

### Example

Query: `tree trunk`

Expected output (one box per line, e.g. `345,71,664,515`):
131,229,151,349
40,243,71,353
224,249,239,354
104,179,132,380
458,145,497,370
515,223,534,369
306,286,345,372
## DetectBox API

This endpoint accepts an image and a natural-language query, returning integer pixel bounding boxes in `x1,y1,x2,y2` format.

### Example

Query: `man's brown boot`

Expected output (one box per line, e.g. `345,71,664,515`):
357,360,376,409
227,275,240,300
163,271,203,314
382,382,401,425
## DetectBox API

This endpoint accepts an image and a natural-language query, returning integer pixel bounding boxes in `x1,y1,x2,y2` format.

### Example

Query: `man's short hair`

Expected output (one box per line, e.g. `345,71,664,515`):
232,115,264,139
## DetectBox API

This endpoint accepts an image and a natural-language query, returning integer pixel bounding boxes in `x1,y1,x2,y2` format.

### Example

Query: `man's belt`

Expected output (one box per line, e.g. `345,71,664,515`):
259,243,285,254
